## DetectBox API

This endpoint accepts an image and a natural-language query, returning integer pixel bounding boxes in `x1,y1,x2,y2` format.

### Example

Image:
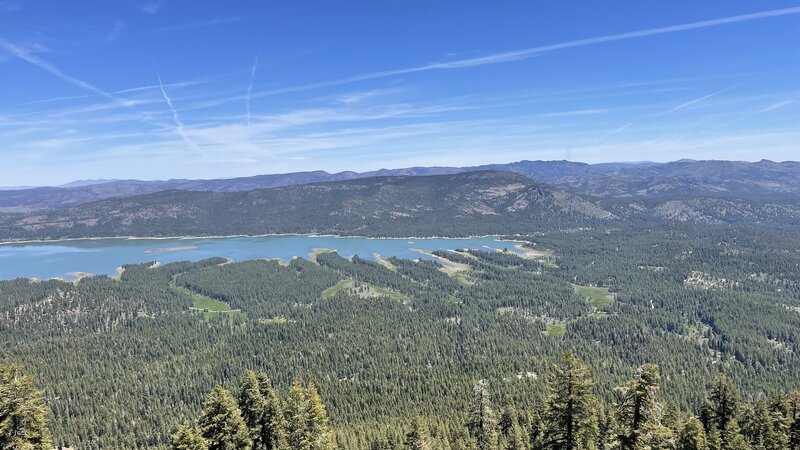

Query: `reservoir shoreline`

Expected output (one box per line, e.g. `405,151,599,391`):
0,232,528,246
0,234,528,281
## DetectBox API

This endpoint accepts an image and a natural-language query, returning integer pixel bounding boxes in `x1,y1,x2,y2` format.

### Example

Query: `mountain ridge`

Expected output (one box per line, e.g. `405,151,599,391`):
3,159,799,212
0,171,616,240
2,170,799,242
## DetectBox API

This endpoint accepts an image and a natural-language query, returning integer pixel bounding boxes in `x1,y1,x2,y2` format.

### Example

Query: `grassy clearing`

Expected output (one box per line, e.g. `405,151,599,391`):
171,283,239,316
322,278,355,299
321,277,410,303
450,273,475,286
546,322,567,337
501,243,558,267
261,316,293,325
446,295,462,305
573,284,615,310
366,284,410,303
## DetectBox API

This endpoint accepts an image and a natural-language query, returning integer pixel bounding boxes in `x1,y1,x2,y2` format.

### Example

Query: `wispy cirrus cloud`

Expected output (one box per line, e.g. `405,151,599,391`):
332,88,406,105
140,1,165,15
151,17,245,33
106,20,127,42
0,1,19,13
758,100,794,113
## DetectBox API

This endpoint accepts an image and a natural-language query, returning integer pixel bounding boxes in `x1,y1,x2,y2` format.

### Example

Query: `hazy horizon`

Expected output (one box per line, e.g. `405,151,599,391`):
2,157,799,189
2,1,799,185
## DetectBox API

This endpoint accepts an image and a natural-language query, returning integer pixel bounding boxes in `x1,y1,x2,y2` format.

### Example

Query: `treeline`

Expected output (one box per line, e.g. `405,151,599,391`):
7,353,800,450
170,371,334,450
355,353,800,450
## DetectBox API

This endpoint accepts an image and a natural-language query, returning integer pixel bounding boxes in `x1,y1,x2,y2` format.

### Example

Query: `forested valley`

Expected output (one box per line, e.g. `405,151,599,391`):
2,223,800,448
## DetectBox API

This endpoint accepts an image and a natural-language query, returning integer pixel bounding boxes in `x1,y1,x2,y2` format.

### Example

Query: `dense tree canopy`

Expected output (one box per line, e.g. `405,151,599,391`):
1,224,800,448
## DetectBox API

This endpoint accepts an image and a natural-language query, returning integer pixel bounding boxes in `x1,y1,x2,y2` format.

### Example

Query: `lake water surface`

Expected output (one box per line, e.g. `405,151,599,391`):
0,235,521,280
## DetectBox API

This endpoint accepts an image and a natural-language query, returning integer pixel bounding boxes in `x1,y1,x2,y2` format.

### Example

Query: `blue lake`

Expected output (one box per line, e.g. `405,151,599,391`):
0,235,522,280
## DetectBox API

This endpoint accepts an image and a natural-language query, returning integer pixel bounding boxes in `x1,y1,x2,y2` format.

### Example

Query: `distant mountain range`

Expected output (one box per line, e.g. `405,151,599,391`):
2,159,798,212
0,171,613,240
1,170,798,242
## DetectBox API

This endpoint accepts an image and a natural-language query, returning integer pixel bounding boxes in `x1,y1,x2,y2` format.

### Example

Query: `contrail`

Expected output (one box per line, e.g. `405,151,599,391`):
596,123,632,144
415,7,800,71
246,6,800,100
246,55,259,127
157,74,194,147
669,84,740,112
0,38,129,106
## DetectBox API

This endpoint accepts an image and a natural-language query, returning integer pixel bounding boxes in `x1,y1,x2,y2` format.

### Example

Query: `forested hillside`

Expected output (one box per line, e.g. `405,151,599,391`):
1,171,800,242
0,171,615,240
2,224,800,448
2,160,798,212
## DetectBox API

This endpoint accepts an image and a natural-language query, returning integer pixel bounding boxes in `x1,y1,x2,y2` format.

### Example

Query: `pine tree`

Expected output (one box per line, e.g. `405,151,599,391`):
172,421,209,450
0,364,53,450
404,417,431,450
198,385,251,450
703,376,746,450
504,421,530,450
240,371,269,446
284,381,334,450
788,391,800,450
615,364,661,449
767,395,790,447
467,380,498,450
498,398,516,438
258,373,289,450
239,371,287,450
541,352,599,450
741,399,783,450
528,409,545,450
305,382,334,450
703,376,739,432
598,408,620,450
497,399,529,450
707,427,722,450
634,420,676,450
677,416,708,450
285,381,311,450
719,420,749,450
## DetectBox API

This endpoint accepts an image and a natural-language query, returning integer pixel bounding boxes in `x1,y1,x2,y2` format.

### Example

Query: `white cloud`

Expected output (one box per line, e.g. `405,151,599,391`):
140,1,164,15
106,20,127,42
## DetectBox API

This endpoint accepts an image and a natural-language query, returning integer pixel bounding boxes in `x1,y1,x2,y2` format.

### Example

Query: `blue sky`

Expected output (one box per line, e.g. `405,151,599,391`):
0,1,798,185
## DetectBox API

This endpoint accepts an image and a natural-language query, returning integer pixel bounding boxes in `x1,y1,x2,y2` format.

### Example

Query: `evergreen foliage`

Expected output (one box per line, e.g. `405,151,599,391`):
2,224,800,448
0,364,52,450
541,352,599,450
198,386,252,450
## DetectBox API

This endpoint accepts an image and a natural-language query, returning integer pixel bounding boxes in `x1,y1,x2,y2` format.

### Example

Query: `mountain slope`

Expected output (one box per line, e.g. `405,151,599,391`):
0,171,614,240
3,159,799,212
